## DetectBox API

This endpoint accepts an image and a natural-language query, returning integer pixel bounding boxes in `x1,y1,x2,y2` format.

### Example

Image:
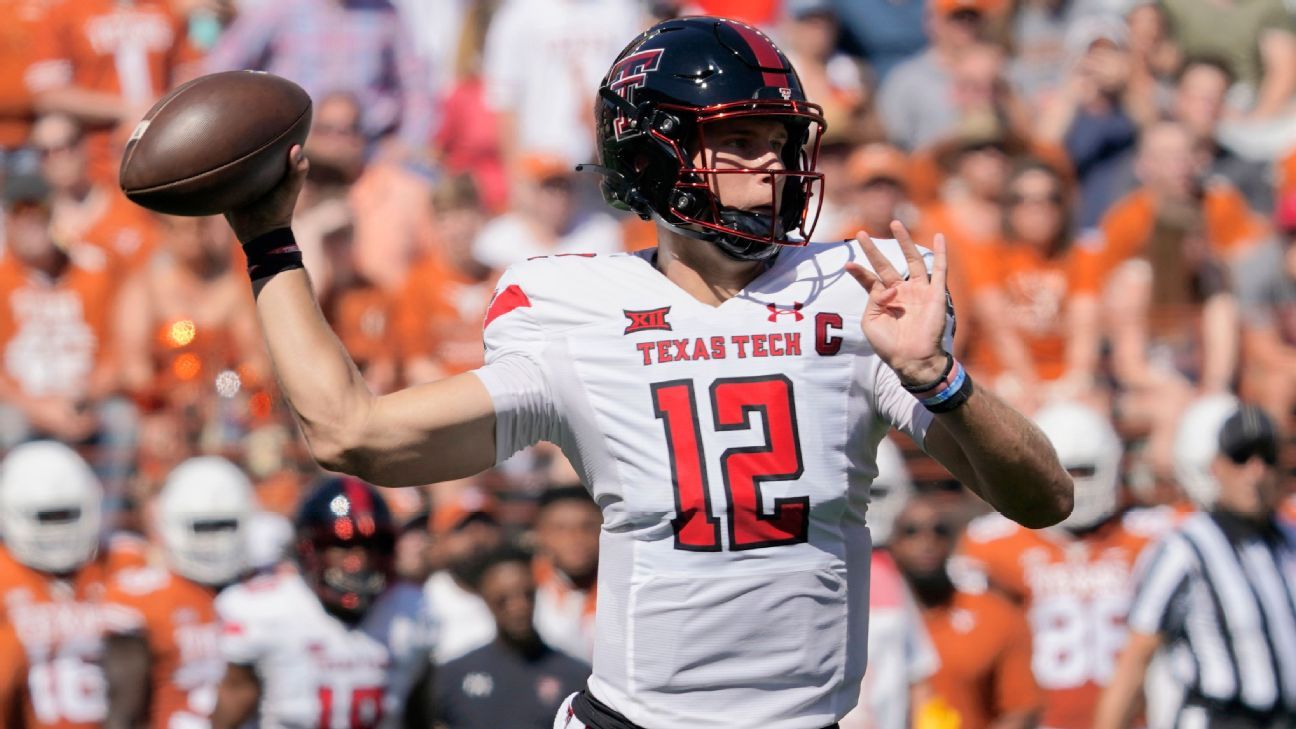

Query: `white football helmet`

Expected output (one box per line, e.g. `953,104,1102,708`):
1035,402,1122,532
1172,394,1239,509
868,437,914,547
157,457,255,586
0,441,103,573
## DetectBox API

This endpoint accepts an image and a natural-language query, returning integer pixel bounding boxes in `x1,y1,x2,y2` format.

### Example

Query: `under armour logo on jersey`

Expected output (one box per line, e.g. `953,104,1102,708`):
608,48,665,140
767,302,804,322
624,306,672,334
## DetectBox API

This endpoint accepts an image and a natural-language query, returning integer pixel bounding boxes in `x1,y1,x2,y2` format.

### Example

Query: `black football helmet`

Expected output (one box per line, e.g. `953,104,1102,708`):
294,476,395,623
584,16,827,261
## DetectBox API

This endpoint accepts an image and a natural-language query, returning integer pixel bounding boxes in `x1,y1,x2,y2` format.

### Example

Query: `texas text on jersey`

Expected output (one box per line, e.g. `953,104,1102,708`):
954,508,1172,729
476,234,955,728
0,441,146,729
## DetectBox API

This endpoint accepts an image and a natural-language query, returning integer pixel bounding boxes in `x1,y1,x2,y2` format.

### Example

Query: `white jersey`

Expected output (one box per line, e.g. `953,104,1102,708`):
472,239,952,729
215,573,435,729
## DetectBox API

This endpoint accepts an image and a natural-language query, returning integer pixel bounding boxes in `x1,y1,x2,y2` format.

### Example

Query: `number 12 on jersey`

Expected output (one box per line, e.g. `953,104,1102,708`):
651,375,808,552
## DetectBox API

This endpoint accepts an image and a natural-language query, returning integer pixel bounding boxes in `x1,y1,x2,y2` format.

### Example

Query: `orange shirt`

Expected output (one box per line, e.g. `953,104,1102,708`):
103,568,222,729
923,589,1041,729
395,256,496,376
0,0,52,148
331,284,395,368
62,190,161,277
962,239,1104,381
955,509,1173,729
0,250,116,400
348,162,437,292
0,543,142,729
1099,182,1271,274
24,0,196,182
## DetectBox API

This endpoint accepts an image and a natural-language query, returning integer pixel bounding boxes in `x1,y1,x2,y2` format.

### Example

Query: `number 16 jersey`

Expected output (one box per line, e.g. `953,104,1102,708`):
472,239,953,729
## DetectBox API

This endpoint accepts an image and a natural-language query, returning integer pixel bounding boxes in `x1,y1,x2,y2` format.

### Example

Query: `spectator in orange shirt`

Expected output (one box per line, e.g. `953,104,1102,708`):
915,109,1022,356
963,159,1104,413
842,143,915,241
0,0,51,155
314,213,399,396
0,172,118,447
31,113,160,274
24,0,198,183
112,215,268,442
397,175,496,385
1098,122,1255,476
890,492,1042,729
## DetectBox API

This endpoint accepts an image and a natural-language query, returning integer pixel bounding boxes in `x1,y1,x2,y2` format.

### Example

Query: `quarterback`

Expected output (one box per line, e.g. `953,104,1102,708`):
223,16,1072,729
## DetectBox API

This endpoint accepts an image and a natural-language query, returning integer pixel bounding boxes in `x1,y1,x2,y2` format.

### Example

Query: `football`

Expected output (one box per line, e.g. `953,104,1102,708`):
119,71,312,217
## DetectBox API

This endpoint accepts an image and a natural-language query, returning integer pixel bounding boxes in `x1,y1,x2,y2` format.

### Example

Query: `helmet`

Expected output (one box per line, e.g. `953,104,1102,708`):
295,477,395,622
0,441,102,573
868,437,914,547
157,457,255,586
1035,402,1122,532
587,16,826,261
1173,394,1239,508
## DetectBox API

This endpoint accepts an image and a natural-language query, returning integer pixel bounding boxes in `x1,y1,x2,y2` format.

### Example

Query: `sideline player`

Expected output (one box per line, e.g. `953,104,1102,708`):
0,442,144,729
209,477,435,729
103,457,256,729
954,402,1171,729
220,16,1071,729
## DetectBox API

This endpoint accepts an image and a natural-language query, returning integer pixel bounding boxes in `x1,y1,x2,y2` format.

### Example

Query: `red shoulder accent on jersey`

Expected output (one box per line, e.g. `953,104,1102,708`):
483,284,532,329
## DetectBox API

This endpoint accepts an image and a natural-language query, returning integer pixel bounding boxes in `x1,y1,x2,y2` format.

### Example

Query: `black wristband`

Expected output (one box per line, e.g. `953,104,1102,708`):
900,352,955,393
925,370,974,414
243,227,303,282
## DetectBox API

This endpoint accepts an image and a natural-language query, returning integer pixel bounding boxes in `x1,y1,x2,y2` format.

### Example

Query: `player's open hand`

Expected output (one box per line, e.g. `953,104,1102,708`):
845,221,950,386
224,145,309,244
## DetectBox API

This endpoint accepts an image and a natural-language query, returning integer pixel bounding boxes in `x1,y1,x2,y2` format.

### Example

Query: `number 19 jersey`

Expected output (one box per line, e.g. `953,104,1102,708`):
472,239,952,729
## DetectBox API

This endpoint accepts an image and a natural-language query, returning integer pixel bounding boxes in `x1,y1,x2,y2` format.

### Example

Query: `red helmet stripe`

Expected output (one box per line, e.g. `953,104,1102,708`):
342,478,374,515
728,22,790,89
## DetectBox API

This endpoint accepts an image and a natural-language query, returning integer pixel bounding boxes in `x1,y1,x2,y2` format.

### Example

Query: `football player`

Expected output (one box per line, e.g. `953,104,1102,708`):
954,402,1171,729
103,457,255,729
0,441,144,729
222,16,1071,729
209,477,435,729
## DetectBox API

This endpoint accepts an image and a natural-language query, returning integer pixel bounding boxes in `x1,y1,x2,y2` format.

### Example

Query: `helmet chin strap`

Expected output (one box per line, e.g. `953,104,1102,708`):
648,206,782,262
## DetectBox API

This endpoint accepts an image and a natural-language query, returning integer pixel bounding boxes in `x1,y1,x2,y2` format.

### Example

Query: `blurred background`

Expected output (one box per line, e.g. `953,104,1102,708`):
0,0,1294,727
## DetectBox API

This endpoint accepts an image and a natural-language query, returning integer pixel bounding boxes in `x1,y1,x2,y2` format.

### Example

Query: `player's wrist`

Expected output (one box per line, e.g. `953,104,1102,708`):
900,353,975,414
894,353,952,389
242,227,304,282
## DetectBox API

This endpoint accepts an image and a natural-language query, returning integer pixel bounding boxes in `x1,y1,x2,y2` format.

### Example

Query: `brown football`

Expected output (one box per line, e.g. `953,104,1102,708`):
119,71,312,216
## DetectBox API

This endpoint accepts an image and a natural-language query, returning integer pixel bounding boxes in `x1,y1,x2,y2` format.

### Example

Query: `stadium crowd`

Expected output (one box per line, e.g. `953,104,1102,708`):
0,0,1294,728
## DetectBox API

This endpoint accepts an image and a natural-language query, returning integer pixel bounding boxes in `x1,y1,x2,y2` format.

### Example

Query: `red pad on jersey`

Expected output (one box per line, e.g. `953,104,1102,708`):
483,284,532,329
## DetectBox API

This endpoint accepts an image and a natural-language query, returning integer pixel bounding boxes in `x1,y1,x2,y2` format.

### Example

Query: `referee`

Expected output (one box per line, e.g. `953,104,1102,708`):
1095,405,1296,729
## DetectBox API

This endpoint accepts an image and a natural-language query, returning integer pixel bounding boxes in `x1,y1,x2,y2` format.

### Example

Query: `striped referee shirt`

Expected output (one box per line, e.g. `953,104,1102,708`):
1127,511,1296,717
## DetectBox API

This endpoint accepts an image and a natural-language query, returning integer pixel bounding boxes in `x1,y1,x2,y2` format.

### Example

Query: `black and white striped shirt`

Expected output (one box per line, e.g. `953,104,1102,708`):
1128,511,1296,718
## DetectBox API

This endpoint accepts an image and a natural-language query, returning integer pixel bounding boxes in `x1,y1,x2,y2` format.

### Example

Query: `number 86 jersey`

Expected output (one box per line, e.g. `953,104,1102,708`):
472,240,953,729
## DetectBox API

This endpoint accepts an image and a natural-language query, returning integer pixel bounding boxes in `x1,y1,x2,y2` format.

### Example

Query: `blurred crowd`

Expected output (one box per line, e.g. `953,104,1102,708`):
1,0,1296,727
